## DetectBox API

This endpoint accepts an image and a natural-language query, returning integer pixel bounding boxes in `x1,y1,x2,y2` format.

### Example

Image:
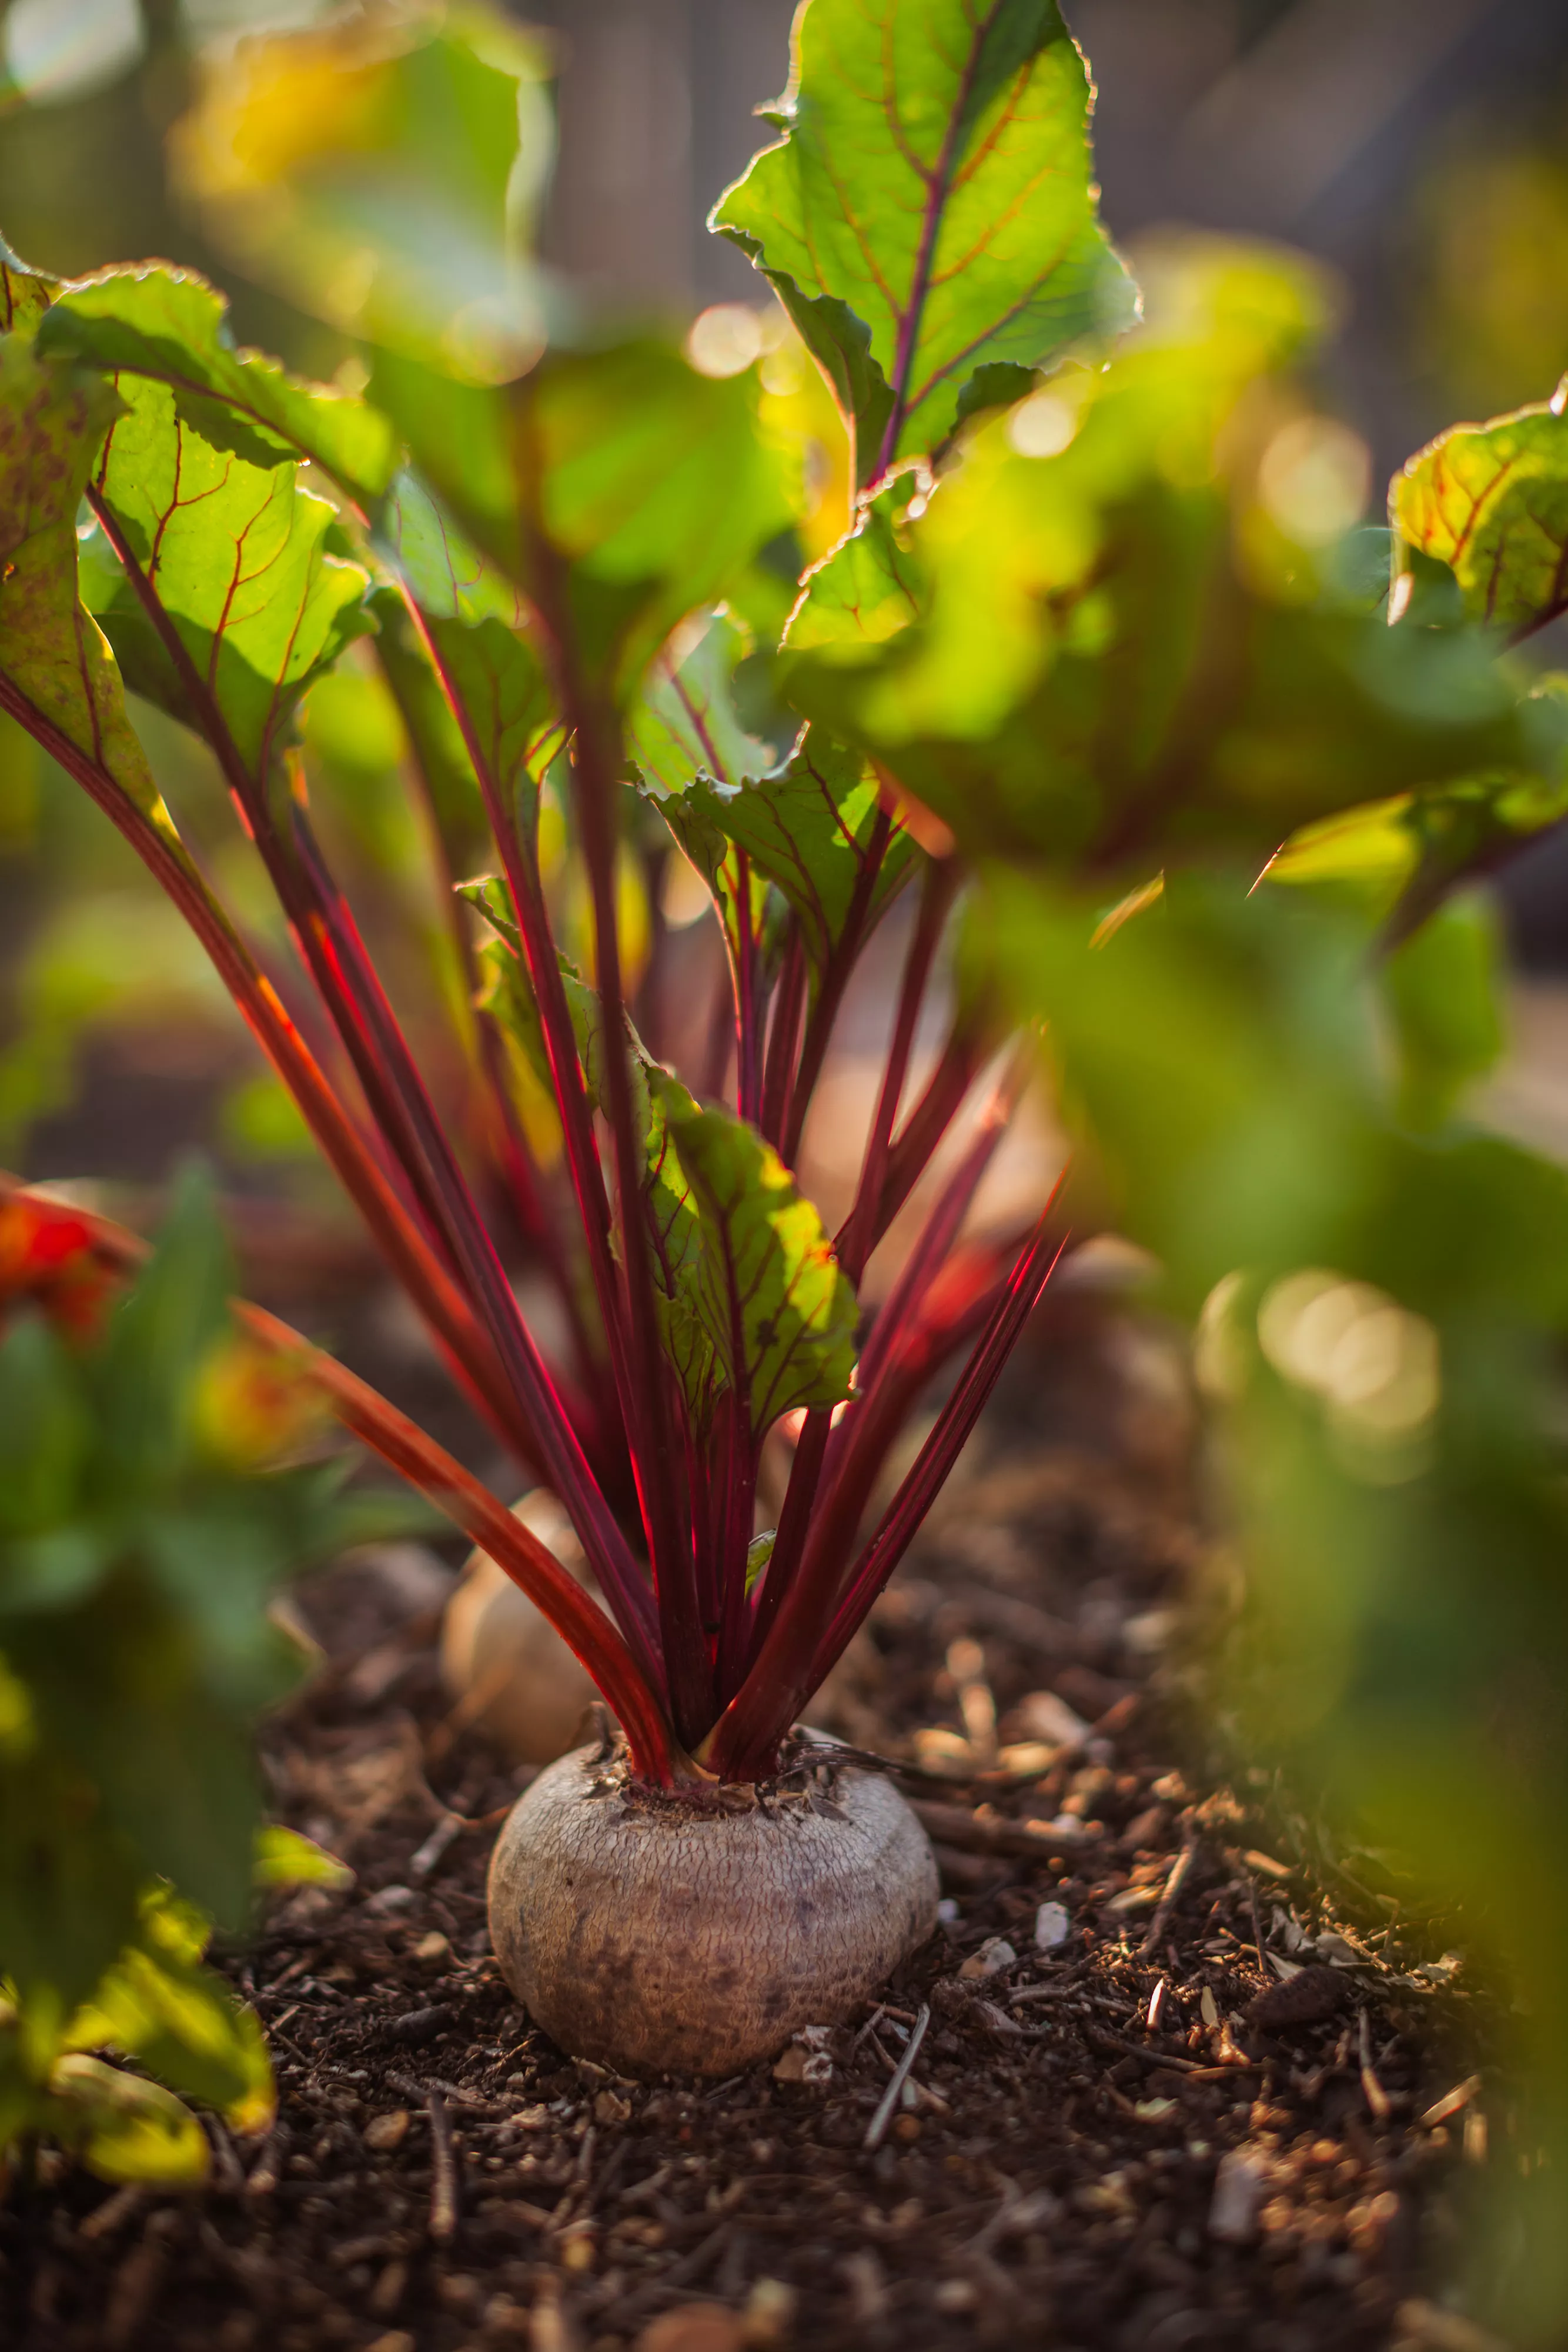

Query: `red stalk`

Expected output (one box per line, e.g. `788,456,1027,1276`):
759,924,805,1150
286,803,660,1668
234,1304,674,1778
849,1063,1019,1416
800,1224,1070,1710
0,673,555,1472
781,803,894,1168
400,596,640,1422
733,847,763,1125
874,1015,982,1242
836,858,957,1286
741,1401,832,1673
805,1228,1031,1606
3,1166,674,1773
710,1206,1068,1779
85,492,660,1664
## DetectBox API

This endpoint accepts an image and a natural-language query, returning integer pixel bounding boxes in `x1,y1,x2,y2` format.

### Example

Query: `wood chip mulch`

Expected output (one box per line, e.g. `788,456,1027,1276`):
0,1305,1495,2352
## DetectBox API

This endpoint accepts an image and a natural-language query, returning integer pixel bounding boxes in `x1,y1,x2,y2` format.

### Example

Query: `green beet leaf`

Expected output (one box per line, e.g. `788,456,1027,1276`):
1262,724,1568,941
252,1824,353,1891
89,376,372,781
713,0,1133,483
0,235,54,330
628,609,779,973
0,339,171,826
674,729,919,989
1392,375,1568,640
371,339,796,699
652,1076,857,1436
171,5,553,383
783,245,1566,876
39,264,398,506
627,609,774,802
44,2053,209,2184
64,1886,273,2137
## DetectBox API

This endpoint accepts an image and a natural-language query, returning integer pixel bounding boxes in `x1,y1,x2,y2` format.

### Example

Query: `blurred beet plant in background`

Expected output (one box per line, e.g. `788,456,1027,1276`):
0,1169,420,2184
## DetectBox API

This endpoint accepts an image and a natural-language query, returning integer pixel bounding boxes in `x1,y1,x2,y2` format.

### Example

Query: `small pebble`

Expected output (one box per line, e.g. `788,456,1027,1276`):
743,2279,796,2346
365,1885,416,1916
363,2110,411,2153
1209,2149,1268,2243
1035,1900,1071,1950
958,1936,1017,1979
366,2336,415,2352
934,2280,977,2314
413,1930,450,1963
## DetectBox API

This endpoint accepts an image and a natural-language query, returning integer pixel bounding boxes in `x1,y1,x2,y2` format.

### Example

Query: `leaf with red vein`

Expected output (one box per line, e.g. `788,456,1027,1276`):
665,727,918,991
1392,373,1568,640
653,1074,856,1439
86,376,371,780
40,263,397,506
0,340,169,832
713,0,1132,482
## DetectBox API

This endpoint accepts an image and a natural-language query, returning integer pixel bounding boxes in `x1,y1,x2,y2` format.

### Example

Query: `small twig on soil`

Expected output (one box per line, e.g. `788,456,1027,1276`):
1139,1828,1198,1957
246,2123,287,2197
79,2187,143,2241
409,1810,467,1879
865,2000,931,2150
1246,1875,1267,1975
1359,2010,1392,2123
910,1800,1094,1859
1417,2074,1482,2130
427,2088,459,2241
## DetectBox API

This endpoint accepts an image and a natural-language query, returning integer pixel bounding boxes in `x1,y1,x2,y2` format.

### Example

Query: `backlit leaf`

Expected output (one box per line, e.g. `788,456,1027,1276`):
0,340,169,826
0,236,54,331
379,472,562,838
783,252,1567,874
170,5,553,383
713,0,1133,482
88,376,372,779
672,729,919,986
252,1823,353,1890
39,265,398,505
65,1886,273,2136
652,1077,857,1436
45,2053,209,2184
627,609,773,801
1392,376,1568,640
371,339,795,698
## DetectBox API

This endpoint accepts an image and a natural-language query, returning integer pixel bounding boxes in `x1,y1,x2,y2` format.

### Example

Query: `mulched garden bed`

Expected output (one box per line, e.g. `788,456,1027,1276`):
1,1296,1489,2352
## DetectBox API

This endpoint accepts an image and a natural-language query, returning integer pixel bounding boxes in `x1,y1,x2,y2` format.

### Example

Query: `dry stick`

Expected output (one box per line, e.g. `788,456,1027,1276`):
1139,1829,1199,1959
1359,2010,1392,2123
427,2089,459,2243
864,2002,931,2151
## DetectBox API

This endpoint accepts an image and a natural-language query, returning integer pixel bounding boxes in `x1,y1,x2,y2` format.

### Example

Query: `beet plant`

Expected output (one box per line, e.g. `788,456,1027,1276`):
4,0,1568,2086
0,1171,413,2183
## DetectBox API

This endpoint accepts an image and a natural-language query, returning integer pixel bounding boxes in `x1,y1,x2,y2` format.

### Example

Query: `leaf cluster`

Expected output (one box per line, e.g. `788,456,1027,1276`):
0,1174,405,2184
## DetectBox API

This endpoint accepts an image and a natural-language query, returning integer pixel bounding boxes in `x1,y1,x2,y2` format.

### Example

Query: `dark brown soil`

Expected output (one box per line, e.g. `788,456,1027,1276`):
0,1301,1486,2352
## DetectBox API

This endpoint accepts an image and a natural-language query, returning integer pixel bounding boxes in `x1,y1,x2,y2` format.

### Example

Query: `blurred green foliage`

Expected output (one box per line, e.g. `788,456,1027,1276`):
0,1170,420,2183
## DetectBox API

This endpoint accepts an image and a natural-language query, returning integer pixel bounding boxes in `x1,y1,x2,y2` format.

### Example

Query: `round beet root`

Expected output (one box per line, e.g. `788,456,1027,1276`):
487,1742,938,2076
